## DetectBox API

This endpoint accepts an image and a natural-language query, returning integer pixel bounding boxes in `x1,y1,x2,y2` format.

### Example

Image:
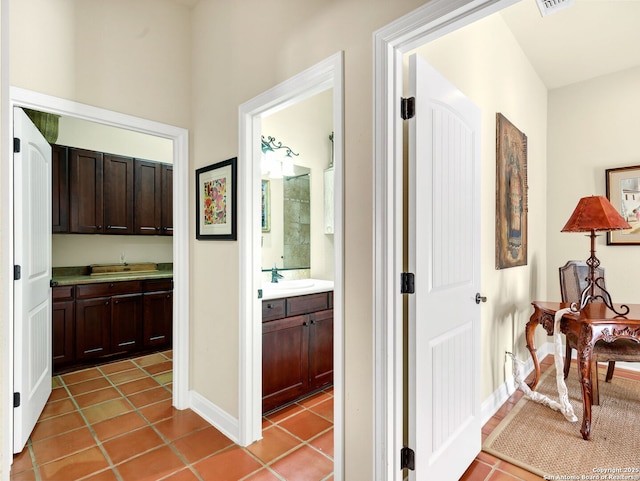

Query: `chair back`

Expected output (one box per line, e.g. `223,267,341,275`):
559,260,605,303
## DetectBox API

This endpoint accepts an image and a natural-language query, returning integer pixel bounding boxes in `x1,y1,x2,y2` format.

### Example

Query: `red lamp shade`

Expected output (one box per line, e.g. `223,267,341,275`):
561,195,631,233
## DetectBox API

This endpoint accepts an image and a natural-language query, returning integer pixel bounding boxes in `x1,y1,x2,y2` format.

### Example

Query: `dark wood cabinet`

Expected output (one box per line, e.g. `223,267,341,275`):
69,148,104,233
134,159,162,235
52,286,74,369
262,291,333,413
53,278,172,372
55,145,171,236
103,154,134,234
52,145,69,233
111,293,143,353
161,164,173,235
75,282,143,359
309,309,334,390
134,160,173,236
142,279,173,348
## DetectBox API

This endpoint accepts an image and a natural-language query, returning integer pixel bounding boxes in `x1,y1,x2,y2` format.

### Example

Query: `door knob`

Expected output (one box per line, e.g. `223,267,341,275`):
475,293,487,304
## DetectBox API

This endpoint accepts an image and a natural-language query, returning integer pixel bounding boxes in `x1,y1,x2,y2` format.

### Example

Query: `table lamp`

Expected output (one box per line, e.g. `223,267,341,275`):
561,195,631,315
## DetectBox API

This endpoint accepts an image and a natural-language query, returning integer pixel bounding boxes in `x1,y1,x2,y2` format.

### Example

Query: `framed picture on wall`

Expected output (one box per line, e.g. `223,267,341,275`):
261,180,270,232
195,157,237,240
495,113,528,269
606,165,640,245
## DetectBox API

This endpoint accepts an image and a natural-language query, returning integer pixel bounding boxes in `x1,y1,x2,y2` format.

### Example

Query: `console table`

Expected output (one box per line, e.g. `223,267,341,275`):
525,301,640,440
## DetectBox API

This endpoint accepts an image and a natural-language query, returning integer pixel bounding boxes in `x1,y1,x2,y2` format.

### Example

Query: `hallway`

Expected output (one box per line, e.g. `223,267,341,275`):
11,351,334,481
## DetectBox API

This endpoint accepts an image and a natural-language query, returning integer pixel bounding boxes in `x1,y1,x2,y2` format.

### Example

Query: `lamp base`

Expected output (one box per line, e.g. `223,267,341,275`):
570,276,630,316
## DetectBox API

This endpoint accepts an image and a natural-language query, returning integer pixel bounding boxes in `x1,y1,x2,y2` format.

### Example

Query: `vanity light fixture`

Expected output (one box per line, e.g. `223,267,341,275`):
261,135,299,179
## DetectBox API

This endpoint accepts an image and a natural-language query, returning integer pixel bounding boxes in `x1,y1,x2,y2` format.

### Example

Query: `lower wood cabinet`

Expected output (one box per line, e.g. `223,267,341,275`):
52,278,172,373
262,291,333,413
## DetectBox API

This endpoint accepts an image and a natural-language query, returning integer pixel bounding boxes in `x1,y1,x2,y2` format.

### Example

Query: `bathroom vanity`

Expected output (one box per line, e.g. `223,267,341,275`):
262,284,333,413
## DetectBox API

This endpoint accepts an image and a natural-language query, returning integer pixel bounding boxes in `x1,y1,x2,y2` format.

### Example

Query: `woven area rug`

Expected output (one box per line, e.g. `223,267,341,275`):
483,367,640,478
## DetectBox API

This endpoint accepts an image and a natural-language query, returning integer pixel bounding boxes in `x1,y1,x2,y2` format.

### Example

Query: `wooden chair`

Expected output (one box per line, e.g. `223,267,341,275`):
559,260,639,404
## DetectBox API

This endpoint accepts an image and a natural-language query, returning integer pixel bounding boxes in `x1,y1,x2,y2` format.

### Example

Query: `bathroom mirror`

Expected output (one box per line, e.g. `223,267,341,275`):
262,165,311,270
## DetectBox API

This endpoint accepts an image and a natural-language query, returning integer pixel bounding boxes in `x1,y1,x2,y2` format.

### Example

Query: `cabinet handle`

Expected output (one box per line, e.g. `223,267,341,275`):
105,301,109,305
166,294,171,299
156,226,161,230
109,283,114,288
107,225,112,229
267,303,274,309
310,319,316,325
114,300,119,304
96,225,102,229
303,321,308,327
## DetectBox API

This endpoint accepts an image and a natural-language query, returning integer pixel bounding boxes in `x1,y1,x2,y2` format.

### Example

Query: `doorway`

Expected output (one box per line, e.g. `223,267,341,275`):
238,52,344,477
3,87,190,465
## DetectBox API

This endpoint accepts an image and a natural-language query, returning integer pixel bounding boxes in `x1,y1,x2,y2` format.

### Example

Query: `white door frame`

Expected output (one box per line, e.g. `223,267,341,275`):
1,87,190,473
238,52,344,476
373,1,519,479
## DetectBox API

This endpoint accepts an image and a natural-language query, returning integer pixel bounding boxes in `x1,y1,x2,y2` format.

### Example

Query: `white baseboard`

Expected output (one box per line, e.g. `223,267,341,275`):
481,341,554,424
189,390,240,444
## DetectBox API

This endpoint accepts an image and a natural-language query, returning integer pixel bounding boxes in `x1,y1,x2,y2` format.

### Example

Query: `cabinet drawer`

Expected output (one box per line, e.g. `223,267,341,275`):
262,299,286,322
143,279,173,292
53,285,74,301
287,293,329,317
76,281,142,299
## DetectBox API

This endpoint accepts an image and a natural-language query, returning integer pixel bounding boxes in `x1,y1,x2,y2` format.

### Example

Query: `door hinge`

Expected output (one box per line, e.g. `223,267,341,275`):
401,97,415,120
13,137,21,153
13,392,21,408
14,265,21,281
400,446,415,470
401,272,415,294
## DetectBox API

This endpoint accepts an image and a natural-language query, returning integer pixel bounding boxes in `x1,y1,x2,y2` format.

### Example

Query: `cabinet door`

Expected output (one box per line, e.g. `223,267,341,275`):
52,300,74,369
134,159,162,235
143,291,173,348
52,145,69,233
161,164,173,235
75,297,111,359
262,315,309,413
308,309,334,390
111,293,143,353
69,148,104,233
103,154,134,234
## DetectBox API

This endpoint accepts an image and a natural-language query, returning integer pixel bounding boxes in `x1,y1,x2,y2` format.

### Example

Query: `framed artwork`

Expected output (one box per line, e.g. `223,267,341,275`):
495,113,528,269
606,165,640,245
261,180,270,232
195,157,237,240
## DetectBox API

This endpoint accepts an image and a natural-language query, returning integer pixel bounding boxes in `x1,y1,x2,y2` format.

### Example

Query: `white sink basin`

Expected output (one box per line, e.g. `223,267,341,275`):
261,278,334,300
266,279,315,290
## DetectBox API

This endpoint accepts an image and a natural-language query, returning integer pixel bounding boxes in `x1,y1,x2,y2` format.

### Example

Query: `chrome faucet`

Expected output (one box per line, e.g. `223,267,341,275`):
271,266,284,283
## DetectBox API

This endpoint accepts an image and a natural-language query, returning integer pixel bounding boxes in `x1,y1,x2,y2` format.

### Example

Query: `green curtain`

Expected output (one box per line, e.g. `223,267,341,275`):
24,109,60,144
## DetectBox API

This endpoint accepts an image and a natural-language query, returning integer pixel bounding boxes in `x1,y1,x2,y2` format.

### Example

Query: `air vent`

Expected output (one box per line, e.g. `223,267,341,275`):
535,0,574,17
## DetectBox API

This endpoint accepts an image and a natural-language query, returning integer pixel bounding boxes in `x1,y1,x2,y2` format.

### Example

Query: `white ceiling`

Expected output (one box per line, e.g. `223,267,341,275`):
500,0,640,89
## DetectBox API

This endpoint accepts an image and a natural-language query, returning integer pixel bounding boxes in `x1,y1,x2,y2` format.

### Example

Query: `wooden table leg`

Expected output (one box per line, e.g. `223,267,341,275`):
525,309,541,390
578,323,594,440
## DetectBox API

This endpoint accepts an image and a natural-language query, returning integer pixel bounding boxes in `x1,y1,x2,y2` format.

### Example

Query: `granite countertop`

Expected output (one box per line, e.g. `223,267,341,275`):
52,263,173,286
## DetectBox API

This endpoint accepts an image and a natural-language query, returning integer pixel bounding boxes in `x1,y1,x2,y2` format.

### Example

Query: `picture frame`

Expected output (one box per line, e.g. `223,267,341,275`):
195,157,237,240
261,180,270,232
495,113,528,269
606,165,640,245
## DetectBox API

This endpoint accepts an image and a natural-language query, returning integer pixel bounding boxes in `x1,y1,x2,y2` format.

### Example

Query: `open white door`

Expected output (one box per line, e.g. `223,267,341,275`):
13,107,53,453
407,54,482,480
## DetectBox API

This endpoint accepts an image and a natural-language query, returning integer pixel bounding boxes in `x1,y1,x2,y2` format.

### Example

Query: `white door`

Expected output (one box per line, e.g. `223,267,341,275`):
13,107,53,453
407,54,482,480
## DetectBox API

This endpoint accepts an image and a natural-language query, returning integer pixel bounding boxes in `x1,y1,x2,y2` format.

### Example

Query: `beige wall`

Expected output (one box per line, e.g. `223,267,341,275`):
189,1,426,478
413,12,549,399
546,67,640,304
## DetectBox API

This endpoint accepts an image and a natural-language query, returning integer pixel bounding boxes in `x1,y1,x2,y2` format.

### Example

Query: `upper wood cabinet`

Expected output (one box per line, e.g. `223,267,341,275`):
103,154,134,234
69,148,104,233
52,145,69,233
134,160,173,235
58,145,171,236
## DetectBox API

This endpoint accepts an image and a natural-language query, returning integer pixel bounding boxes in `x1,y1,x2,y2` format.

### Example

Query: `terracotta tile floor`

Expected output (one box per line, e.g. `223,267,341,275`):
18,351,633,481
10,351,334,481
